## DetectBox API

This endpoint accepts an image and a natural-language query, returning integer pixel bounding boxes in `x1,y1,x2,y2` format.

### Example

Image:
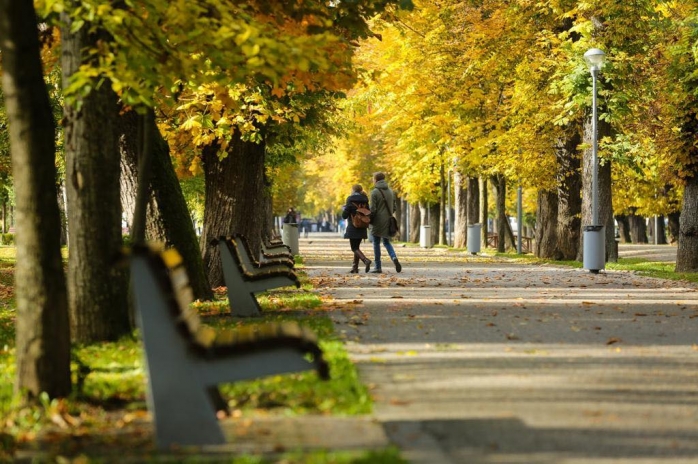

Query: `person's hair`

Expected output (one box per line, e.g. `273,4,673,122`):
352,184,363,193
373,172,385,182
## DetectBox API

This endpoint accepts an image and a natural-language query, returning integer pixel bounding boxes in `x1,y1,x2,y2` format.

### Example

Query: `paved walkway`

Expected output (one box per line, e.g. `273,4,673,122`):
302,234,698,464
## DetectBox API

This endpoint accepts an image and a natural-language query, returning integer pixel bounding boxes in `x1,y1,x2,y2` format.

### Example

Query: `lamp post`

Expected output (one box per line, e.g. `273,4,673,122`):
583,47,606,273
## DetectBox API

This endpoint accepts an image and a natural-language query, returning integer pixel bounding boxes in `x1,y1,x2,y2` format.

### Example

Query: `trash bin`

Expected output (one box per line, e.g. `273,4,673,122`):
420,225,432,248
282,223,299,255
583,225,605,273
467,223,482,255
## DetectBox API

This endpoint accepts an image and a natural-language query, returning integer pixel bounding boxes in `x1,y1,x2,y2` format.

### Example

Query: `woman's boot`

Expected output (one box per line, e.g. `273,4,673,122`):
354,249,372,273
349,254,359,273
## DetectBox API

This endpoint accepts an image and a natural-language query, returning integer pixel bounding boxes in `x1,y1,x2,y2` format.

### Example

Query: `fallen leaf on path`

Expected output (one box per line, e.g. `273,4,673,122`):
389,399,411,406
606,337,622,345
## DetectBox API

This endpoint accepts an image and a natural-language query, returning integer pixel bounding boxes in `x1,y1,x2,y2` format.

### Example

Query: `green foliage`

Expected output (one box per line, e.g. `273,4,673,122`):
0,234,15,246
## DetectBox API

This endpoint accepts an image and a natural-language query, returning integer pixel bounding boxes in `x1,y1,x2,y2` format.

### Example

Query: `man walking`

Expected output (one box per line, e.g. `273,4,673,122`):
369,172,402,273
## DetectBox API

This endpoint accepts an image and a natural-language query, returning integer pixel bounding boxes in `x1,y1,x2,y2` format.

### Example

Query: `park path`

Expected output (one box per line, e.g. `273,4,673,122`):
302,234,698,464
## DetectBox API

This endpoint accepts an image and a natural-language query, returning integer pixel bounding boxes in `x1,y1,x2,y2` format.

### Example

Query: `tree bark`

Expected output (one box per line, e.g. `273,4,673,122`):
676,174,698,272
493,174,507,252
556,129,582,260
62,17,130,342
656,215,667,245
0,0,71,398
615,214,631,243
57,182,68,246
429,202,440,246
668,211,680,244
480,177,488,245
628,209,648,244
201,134,266,287
453,171,467,248
438,162,446,245
535,189,559,259
409,202,420,243
119,110,212,300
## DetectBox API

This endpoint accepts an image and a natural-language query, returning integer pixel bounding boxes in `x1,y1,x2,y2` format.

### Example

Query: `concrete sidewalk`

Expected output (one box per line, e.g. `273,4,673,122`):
302,234,698,464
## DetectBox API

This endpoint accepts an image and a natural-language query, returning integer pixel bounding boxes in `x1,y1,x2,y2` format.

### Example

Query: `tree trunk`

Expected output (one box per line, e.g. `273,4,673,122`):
438,162,446,245
668,211,680,244
480,177,488,245
535,190,559,259
656,215,667,245
556,128,582,260
429,202,440,246
453,171,467,248
578,117,615,262
62,18,130,342
0,0,71,398
676,174,698,272
201,134,266,288
119,110,212,300
493,174,507,252
628,210,648,244
394,195,404,241
615,214,631,243
409,202,420,243
57,182,68,246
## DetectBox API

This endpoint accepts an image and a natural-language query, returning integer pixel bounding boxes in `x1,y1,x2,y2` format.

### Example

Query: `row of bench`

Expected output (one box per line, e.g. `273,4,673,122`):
128,235,328,449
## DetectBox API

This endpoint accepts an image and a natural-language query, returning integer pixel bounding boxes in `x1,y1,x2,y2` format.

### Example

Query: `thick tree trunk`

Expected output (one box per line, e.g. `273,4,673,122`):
0,0,71,398
453,171,467,248
62,18,130,342
201,134,266,287
628,210,648,244
556,129,582,260
535,190,559,259
480,177,488,245
119,110,212,300
615,214,631,243
676,174,698,272
409,202,420,243
578,117,615,262
493,174,507,252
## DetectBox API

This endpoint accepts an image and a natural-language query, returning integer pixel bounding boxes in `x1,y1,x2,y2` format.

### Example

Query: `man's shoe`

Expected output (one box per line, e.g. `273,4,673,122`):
370,269,383,273
393,258,402,273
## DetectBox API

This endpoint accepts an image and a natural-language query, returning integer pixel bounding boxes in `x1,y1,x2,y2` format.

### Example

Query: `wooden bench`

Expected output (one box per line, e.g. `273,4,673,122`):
214,237,301,317
128,244,329,449
487,233,533,253
262,238,293,258
232,234,294,269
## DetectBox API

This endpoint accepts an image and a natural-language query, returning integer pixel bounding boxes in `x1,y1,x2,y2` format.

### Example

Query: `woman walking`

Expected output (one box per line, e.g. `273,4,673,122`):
341,184,372,273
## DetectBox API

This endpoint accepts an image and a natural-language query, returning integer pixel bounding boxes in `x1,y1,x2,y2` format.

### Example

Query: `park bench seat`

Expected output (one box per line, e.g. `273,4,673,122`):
262,238,293,258
128,244,329,449
215,236,301,317
231,234,294,269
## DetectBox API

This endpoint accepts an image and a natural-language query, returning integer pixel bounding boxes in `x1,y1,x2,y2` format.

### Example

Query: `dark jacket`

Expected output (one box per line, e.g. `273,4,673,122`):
342,192,369,240
370,179,396,238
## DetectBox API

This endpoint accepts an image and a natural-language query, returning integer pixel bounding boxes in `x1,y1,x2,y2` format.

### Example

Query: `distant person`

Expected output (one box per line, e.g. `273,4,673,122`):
341,184,372,273
283,208,296,225
369,172,401,273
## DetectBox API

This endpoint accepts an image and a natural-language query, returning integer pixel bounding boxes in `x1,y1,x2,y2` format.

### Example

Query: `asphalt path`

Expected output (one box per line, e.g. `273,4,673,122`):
302,234,698,464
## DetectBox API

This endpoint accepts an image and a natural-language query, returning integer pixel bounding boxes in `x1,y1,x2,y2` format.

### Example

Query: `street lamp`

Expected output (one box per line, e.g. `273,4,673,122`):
583,47,606,273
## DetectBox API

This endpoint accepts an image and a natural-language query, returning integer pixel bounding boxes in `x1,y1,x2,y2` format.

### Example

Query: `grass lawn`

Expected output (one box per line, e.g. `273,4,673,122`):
0,246,405,463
